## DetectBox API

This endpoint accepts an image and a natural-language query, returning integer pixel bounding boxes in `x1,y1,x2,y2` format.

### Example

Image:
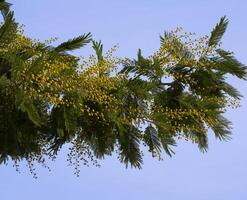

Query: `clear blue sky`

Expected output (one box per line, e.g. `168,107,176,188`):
1,0,247,199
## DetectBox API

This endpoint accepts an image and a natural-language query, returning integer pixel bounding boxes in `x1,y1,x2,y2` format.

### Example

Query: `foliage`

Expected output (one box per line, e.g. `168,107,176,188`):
0,1,246,177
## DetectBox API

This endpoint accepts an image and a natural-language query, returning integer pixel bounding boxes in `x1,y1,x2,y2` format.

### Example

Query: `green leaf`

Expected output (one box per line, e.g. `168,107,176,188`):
57,128,64,137
55,32,92,52
0,11,15,41
0,0,12,18
92,40,103,62
117,124,143,169
220,81,242,99
215,49,247,80
190,130,208,152
159,130,176,157
144,125,162,154
15,89,42,126
208,16,228,47
0,75,8,87
211,115,232,141
63,107,77,133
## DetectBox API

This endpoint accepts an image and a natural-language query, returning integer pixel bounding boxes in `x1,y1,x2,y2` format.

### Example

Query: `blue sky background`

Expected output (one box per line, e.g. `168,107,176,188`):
0,0,247,199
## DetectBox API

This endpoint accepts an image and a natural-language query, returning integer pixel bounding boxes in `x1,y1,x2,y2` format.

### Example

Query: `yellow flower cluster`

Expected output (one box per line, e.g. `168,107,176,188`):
155,106,206,120
15,41,123,121
152,105,224,134
1,25,241,136
149,27,221,80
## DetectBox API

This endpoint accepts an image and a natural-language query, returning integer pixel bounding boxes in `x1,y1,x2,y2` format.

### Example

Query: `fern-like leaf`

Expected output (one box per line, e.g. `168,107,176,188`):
208,16,228,47
0,0,11,18
0,11,15,41
55,32,92,52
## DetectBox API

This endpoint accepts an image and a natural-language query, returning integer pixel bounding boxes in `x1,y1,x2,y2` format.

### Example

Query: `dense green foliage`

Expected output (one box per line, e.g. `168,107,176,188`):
0,1,246,176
